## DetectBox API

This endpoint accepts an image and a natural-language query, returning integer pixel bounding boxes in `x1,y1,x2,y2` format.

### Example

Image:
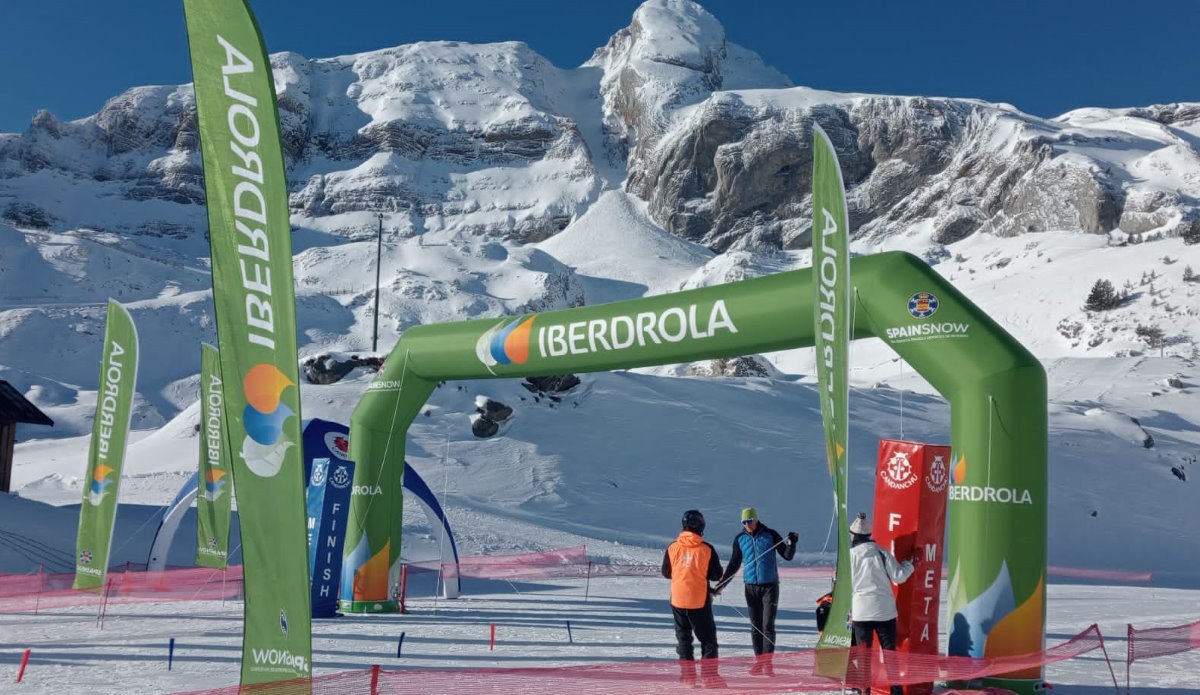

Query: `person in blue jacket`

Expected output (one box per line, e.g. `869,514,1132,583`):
719,507,798,659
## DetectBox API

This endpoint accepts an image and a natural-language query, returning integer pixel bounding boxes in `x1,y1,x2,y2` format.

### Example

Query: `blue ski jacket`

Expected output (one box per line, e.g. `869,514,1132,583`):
725,522,795,585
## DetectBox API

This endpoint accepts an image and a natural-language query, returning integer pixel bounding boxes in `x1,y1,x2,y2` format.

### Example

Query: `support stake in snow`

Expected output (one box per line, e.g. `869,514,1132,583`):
16,648,30,683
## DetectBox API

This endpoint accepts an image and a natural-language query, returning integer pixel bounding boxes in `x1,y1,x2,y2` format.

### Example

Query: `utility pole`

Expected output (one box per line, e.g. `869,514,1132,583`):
373,212,384,353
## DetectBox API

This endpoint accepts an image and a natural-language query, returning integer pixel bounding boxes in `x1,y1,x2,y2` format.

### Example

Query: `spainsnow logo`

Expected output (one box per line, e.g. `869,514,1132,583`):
926,454,949,494
87,463,116,506
908,292,939,319
203,468,227,502
330,465,353,490
881,450,918,490
324,432,351,460
476,316,536,372
79,549,93,565
240,363,295,478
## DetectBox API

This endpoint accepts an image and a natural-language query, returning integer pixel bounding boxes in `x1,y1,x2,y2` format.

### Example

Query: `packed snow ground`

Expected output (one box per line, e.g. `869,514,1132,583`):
4,575,1200,694
3,211,1199,692
2,347,1199,692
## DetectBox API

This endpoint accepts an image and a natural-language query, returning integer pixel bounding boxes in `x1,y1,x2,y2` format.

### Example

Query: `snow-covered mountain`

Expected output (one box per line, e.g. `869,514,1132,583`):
0,0,1197,584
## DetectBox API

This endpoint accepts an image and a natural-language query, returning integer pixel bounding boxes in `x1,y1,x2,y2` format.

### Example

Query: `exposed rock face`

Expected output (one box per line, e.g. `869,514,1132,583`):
302,354,385,385
0,0,1196,256
470,414,500,438
523,374,581,393
627,92,1198,252
686,355,777,378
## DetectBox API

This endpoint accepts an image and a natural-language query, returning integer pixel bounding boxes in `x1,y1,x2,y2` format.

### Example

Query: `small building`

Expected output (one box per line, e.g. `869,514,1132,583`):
0,380,54,492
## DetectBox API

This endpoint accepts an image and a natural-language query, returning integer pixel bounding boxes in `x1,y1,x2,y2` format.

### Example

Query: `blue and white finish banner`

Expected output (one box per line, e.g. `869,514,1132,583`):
307,457,355,618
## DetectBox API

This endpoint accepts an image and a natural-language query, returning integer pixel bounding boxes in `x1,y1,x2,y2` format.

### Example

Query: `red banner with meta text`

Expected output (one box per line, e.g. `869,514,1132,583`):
872,439,951,695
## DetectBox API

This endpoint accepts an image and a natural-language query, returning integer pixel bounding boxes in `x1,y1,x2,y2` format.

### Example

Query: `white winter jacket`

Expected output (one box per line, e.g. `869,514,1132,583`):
849,539,914,622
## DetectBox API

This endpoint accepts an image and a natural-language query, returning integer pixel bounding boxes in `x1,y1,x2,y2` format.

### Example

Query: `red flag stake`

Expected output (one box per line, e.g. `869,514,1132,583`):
16,648,30,682
490,623,495,651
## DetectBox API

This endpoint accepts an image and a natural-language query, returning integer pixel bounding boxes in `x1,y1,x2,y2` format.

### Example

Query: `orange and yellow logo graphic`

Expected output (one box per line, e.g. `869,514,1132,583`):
240,363,295,478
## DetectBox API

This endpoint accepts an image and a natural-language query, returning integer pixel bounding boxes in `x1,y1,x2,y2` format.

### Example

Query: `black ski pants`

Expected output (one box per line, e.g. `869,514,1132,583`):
744,582,780,655
849,618,903,695
672,603,718,660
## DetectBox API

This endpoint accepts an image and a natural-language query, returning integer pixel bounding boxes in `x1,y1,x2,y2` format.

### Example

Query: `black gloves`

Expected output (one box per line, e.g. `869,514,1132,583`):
786,531,799,545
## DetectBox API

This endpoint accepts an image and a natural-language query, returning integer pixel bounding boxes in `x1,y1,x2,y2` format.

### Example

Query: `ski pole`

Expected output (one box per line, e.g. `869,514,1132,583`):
714,536,790,594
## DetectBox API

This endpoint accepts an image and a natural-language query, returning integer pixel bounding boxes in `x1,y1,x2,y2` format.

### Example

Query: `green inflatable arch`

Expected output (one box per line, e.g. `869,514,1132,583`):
343,250,1047,688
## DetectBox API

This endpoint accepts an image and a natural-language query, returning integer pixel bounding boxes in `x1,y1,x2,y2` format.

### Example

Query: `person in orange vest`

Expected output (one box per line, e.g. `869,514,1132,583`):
662,509,724,669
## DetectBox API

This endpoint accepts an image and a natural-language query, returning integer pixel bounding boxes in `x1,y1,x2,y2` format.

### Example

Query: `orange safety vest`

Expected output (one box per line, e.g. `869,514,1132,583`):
667,531,714,609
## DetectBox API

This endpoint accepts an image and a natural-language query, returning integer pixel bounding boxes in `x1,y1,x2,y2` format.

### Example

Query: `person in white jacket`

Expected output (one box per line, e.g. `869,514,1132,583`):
847,512,918,695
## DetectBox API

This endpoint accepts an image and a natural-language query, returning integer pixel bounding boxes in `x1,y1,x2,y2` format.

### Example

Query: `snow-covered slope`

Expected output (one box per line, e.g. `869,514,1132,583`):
0,0,1198,591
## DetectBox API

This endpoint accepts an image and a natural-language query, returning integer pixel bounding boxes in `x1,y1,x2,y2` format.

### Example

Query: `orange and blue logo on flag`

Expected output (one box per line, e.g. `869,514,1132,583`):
476,315,536,372
240,363,296,478
204,468,228,501
87,463,116,505
952,454,967,485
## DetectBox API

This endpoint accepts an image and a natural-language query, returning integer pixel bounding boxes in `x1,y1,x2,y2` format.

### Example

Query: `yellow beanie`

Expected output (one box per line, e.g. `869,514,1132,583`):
741,507,758,522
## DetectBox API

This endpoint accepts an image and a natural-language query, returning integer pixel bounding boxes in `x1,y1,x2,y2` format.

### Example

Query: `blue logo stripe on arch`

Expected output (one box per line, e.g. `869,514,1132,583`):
489,318,522,365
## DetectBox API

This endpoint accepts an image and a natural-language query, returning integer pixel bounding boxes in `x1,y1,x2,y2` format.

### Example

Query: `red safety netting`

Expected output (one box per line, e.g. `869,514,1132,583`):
176,624,1111,695
0,546,1159,616
0,545,1159,616
0,565,244,613
1128,617,1200,662
436,545,590,581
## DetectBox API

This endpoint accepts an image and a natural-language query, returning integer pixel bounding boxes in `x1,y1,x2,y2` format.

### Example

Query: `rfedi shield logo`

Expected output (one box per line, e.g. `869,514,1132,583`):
881,450,918,490
885,291,969,344
324,431,351,460
474,300,738,373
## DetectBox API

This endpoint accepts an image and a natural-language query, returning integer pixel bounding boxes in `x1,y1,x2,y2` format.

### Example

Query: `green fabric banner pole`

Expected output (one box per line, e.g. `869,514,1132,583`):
811,124,855,653
196,343,233,569
74,299,139,590
183,0,312,685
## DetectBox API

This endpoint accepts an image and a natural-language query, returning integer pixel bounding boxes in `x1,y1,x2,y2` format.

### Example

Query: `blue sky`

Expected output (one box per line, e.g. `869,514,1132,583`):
0,0,1196,133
